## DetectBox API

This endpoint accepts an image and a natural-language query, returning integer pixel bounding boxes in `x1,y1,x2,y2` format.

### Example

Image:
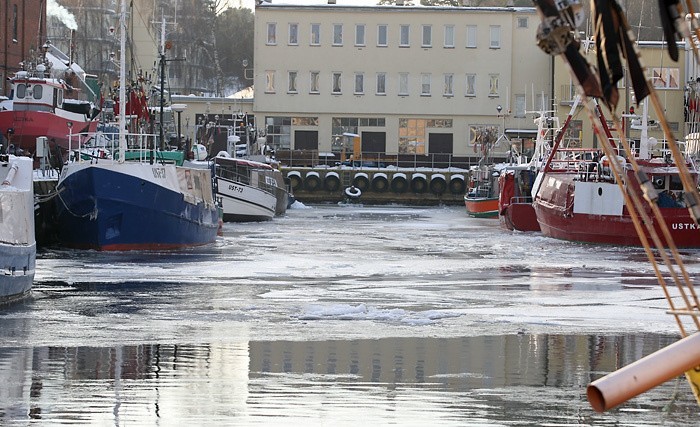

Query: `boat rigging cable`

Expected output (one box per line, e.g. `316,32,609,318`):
532,0,700,411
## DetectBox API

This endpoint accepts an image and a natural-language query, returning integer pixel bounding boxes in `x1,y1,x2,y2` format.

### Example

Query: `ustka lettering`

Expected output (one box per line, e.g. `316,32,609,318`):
671,223,699,230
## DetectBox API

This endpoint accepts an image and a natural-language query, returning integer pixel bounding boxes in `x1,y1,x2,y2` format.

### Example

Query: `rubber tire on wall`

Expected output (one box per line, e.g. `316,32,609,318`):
411,176,428,193
353,175,370,192
449,177,466,194
430,177,447,194
289,174,302,192
324,174,341,192
391,176,408,193
304,174,322,192
371,175,389,192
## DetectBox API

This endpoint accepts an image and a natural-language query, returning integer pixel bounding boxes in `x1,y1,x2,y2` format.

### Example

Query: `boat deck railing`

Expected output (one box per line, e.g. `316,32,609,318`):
69,131,182,164
216,164,278,194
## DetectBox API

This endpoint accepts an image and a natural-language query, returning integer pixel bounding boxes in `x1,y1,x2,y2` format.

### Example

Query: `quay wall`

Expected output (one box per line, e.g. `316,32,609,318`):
282,167,469,206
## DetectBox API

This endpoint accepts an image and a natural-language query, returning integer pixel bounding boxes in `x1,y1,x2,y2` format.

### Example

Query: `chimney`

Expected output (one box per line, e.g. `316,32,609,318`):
397,0,404,5
328,0,336,3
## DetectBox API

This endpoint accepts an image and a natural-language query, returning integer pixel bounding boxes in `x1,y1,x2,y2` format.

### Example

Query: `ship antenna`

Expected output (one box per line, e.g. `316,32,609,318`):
118,0,126,163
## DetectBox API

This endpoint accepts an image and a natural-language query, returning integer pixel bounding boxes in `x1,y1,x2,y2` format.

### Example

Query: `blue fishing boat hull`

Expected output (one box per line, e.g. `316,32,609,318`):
55,164,219,251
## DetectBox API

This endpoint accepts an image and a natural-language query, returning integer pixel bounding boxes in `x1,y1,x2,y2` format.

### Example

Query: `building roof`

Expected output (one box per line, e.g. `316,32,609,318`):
227,86,254,100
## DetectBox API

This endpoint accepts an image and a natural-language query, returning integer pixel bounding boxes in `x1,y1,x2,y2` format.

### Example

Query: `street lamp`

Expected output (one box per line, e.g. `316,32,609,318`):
170,103,187,155
243,59,253,80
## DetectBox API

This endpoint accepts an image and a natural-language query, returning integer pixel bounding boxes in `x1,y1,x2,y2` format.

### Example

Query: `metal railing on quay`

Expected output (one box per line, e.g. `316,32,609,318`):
272,149,507,170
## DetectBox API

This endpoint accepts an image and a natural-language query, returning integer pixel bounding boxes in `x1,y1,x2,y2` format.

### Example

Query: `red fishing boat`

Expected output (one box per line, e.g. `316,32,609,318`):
533,102,700,248
498,97,581,231
499,165,540,231
0,41,100,154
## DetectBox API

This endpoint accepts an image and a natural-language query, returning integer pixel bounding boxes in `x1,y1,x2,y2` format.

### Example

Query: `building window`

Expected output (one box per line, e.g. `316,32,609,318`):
288,23,298,45
355,24,365,46
267,23,277,45
354,73,364,94
422,25,432,47
466,25,477,48
376,72,386,95
563,120,582,148
489,74,499,96
443,74,454,97
652,67,680,89
517,17,528,28
535,93,549,111
332,72,342,94
288,71,298,93
490,25,501,48
266,116,291,150
399,118,426,154
400,24,410,47
311,23,321,45
13,5,18,41
292,117,319,127
444,25,455,48
399,73,409,96
469,124,500,154
421,73,431,96
310,71,320,94
466,74,476,97
265,71,276,93
377,24,388,47
514,94,526,118
333,24,343,46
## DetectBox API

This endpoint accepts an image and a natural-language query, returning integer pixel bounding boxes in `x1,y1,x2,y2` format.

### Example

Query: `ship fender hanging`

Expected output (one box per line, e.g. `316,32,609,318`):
324,171,341,192
371,172,389,192
304,171,322,192
345,186,362,199
287,171,302,192
411,173,428,193
429,173,447,195
391,173,408,193
352,172,370,192
449,174,467,194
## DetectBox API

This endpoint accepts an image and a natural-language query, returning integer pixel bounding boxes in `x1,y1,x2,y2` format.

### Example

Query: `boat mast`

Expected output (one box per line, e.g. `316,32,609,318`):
118,0,126,163
159,12,166,153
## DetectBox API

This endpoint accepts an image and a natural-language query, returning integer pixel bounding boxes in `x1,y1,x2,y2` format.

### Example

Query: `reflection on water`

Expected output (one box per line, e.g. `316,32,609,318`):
0,335,695,425
2,205,699,424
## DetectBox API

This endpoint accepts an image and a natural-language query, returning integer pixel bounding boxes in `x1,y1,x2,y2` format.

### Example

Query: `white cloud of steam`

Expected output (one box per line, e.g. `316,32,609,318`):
47,0,78,31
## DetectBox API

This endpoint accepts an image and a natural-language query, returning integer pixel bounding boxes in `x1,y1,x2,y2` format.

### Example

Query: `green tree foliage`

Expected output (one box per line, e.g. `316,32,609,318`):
214,7,255,92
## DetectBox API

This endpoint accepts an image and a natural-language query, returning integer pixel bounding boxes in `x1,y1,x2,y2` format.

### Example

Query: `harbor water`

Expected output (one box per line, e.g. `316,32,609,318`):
0,204,698,425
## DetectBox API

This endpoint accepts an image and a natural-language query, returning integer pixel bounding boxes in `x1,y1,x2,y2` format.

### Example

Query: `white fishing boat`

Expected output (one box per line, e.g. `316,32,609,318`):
0,154,35,304
213,152,288,222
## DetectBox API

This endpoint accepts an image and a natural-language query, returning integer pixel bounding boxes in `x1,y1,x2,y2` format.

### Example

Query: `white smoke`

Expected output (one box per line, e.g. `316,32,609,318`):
47,0,78,31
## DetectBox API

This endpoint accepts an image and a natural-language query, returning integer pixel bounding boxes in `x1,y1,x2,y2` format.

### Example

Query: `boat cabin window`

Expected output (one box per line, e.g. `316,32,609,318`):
56,88,63,106
16,84,26,99
33,85,43,99
669,174,683,190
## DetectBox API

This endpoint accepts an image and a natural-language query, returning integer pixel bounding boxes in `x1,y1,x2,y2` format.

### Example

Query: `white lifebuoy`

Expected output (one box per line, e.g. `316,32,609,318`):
345,186,362,199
